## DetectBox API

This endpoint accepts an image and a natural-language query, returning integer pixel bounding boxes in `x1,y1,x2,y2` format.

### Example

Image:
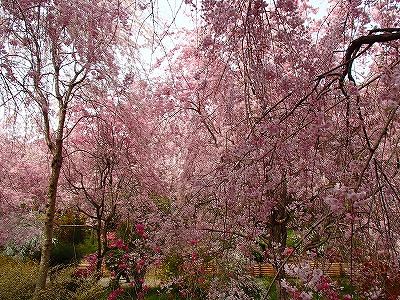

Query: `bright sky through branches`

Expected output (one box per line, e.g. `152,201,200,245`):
137,0,196,73
143,0,328,73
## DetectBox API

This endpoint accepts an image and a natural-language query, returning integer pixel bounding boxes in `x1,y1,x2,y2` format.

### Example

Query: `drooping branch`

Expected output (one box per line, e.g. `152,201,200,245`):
341,28,400,83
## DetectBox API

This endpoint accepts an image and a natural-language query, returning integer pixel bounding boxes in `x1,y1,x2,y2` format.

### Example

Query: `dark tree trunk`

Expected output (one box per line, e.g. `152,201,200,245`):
270,203,289,300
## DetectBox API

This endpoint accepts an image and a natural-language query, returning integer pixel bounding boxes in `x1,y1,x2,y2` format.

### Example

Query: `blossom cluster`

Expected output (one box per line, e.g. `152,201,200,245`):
107,288,124,300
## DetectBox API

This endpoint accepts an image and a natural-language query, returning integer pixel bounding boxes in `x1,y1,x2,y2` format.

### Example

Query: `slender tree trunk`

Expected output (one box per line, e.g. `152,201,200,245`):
270,204,289,300
96,218,103,275
90,227,95,245
33,151,63,297
34,93,66,296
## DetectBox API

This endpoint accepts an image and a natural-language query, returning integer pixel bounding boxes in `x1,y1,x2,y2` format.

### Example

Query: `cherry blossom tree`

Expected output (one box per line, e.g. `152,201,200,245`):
0,131,48,255
0,0,144,294
62,100,157,274
152,0,400,298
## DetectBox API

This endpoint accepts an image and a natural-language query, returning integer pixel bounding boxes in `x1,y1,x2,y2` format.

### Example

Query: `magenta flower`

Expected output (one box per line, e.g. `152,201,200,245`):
108,288,124,300
135,223,145,236
115,238,124,248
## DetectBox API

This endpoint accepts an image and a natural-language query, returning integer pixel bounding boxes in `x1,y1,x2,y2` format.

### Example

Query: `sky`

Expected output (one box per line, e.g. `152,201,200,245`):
133,0,196,75
142,0,329,74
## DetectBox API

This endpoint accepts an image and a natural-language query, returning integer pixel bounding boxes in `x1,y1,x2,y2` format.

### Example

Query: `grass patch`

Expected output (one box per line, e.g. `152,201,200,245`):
0,255,37,300
0,255,107,300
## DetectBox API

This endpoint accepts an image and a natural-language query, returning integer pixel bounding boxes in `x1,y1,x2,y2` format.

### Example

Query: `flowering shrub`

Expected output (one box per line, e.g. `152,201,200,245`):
105,223,154,299
106,248,134,280
107,288,124,300
352,257,400,299
159,241,265,299
159,251,210,299
283,262,344,300
75,253,98,277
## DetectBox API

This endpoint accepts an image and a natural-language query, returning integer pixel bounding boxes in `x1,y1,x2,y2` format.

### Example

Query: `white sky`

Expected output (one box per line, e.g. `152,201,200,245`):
142,0,329,74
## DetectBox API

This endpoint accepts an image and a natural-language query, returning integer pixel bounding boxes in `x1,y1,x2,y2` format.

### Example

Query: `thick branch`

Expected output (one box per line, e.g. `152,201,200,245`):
342,28,400,82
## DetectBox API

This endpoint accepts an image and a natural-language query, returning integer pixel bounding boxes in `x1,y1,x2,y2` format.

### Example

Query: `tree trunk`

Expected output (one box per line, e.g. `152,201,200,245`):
96,218,103,276
90,227,95,245
270,204,289,300
33,152,63,297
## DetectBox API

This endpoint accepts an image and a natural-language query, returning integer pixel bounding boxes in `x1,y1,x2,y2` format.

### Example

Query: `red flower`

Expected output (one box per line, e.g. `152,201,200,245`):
115,238,124,249
135,224,145,236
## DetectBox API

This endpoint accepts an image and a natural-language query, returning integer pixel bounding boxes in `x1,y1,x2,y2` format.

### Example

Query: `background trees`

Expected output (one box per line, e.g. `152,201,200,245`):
0,133,48,256
63,98,167,274
0,0,141,294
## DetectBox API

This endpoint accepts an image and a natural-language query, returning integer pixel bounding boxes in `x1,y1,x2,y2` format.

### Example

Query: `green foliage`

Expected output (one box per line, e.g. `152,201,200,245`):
148,193,171,214
55,212,87,244
75,232,99,257
286,229,301,248
260,276,279,300
0,256,37,300
37,267,106,300
0,256,106,300
160,252,185,279
50,214,96,266
51,241,80,266
143,289,174,300
252,236,268,263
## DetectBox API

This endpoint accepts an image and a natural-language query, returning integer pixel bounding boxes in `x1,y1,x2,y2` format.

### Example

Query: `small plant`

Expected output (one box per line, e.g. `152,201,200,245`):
51,241,79,266
36,266,106,300
0,255,107,300
0,256,37,300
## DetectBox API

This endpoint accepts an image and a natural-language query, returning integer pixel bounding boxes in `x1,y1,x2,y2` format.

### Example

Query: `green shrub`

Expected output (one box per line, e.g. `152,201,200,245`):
55,213,87,245
76,232,98,257
51,241,79,266
0,255,106,300
37,266,106,300
0,256,37,300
